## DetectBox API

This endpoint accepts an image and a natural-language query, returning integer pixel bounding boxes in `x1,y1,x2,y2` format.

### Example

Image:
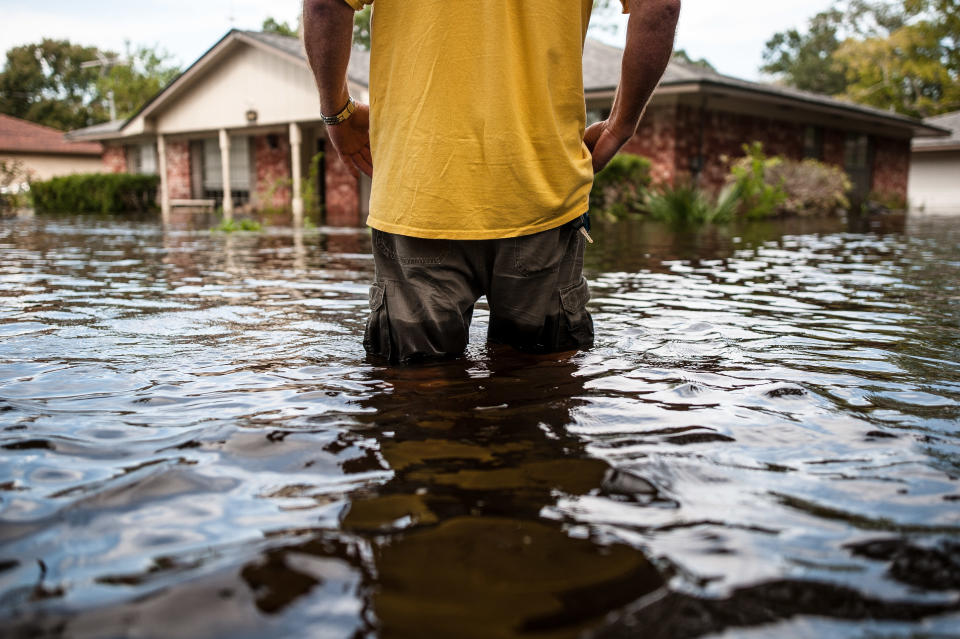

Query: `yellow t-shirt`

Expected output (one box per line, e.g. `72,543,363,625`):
342,0,628,239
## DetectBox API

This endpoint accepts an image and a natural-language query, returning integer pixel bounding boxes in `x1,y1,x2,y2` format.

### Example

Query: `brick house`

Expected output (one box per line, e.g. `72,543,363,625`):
1,114,103,190
68,30,945,223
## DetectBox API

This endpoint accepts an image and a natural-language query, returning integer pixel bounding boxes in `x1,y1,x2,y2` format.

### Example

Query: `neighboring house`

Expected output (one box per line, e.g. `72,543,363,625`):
68,29,946,223
909,111,960,213
1,114,103,189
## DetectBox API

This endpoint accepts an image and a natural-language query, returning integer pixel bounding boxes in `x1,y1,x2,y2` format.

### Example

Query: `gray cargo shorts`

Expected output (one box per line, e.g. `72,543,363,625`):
363,219,594,363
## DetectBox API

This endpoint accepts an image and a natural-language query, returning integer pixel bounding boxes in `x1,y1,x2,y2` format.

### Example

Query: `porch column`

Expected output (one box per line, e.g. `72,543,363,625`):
289,122,304,223
218,128,233,220
157,134,170,219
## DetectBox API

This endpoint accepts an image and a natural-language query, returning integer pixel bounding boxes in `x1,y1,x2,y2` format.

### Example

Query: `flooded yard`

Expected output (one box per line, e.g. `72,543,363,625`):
1,211,958,638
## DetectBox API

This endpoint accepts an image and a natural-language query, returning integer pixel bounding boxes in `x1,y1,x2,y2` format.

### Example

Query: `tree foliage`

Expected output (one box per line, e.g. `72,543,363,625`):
262,17,298,38
672,49,716,72
0,39,105,130
99,44,180,121
762,0,959,117
353,7,372,49
0,39,180,130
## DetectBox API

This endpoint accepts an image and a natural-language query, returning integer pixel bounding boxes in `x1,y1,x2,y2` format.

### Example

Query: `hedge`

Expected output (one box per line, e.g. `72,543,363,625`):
30,173,159,213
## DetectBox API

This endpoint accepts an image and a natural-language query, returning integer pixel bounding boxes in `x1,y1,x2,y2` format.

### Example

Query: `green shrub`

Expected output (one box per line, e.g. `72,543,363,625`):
1,160,30,211
728,142,788,219
866,190,907,211
30,173,159,213
302,151,325,215
727,142,852,217
641,182,741,225
767,158,851,215
590,153,652,217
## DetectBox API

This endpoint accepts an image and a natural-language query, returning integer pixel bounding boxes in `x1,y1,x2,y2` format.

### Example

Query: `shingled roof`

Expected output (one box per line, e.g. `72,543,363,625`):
913,111,960,151
1,114,103,155
67,29,947,141
249,30,945,138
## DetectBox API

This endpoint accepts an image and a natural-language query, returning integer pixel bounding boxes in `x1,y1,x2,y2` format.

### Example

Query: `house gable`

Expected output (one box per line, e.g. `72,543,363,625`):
150,42,324,136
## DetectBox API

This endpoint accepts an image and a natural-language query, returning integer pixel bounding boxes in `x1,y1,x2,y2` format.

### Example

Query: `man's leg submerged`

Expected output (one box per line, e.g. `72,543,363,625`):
363,229,481,364
486,220,594,353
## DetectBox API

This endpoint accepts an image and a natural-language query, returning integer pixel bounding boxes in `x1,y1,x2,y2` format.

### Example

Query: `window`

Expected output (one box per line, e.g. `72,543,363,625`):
803,126,823,160
202,136,251,191
126,143,158,175
843,133,873,201
201,135,252,205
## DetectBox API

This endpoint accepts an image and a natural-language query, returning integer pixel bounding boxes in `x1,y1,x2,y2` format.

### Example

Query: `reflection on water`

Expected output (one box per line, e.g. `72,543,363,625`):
0,211,958,638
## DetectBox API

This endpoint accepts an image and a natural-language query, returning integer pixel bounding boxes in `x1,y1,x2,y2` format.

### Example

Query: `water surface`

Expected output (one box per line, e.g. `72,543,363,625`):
1,211,959,638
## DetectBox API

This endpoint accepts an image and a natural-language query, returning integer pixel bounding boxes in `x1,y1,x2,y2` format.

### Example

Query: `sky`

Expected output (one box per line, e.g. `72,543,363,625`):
2,0,836,81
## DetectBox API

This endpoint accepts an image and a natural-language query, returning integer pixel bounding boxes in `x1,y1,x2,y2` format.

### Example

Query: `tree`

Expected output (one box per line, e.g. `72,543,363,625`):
98,44,181,120
761,0,959,117
834,4,960,116
761,8,850,95
0,39,106,130
262,17,298,38
353,7,372,49
672,49,716,72
0,39,180,129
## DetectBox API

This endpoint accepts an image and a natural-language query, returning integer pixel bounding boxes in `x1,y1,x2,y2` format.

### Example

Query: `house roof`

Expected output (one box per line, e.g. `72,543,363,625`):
67,28,946,142
913,111,960,152
581,38,946,138
1,114,103,155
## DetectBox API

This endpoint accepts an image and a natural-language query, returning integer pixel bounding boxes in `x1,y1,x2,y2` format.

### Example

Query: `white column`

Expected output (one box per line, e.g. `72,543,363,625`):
157,134,170,219
218,128,233,220
289,122,304,223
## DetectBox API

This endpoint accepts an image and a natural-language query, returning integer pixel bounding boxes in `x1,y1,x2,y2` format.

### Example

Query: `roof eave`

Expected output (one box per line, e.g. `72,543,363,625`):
653,79,946,137
912,143,960,152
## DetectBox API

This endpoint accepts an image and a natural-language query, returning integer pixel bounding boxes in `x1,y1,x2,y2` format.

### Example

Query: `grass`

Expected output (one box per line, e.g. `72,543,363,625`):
211,218,262,233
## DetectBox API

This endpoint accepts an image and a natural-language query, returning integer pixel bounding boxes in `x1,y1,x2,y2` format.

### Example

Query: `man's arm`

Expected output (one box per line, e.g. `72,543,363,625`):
302,0,372,178
585,0,681,174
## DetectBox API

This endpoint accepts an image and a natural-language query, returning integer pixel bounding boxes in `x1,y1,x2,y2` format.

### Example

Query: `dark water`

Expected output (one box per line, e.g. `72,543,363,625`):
1,211,959,638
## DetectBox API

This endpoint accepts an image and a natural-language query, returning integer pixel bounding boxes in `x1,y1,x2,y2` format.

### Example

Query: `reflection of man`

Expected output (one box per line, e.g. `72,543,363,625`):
303,0,681,363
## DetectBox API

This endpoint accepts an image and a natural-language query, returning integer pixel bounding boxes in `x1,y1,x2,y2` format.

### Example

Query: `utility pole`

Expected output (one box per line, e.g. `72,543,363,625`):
81,51,130,122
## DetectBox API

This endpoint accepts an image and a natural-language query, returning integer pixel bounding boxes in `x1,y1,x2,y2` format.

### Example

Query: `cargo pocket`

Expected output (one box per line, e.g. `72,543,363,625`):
363,282,393,360
514,225,568,277
558,278,594,350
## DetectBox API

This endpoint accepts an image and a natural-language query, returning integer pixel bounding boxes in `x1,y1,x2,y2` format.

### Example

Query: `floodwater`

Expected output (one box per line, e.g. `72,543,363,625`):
1,210,959,639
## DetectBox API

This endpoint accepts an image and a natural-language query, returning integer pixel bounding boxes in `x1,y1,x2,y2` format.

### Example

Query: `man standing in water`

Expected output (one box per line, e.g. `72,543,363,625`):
303,0,680,363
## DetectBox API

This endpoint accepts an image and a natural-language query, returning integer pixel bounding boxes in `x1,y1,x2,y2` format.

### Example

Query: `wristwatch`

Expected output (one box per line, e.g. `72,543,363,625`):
322,96,358,126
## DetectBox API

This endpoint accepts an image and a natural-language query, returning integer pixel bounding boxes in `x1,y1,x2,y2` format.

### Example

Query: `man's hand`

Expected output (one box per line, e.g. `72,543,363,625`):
584,119,635,174
586,0,681,174
328,103,373,178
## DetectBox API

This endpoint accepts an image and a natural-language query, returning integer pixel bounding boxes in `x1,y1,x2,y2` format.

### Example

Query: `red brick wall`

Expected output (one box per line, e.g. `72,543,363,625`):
103,145,126,173
871,136,910,201
695,109,805,191
325,152,360,226
622,105,677,185
822,129,846,168
253,134,291,210
620,107,909,202
165,141,191,200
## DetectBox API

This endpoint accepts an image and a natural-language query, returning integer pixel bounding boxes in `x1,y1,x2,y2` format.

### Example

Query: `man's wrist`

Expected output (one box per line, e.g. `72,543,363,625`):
322,95,358,126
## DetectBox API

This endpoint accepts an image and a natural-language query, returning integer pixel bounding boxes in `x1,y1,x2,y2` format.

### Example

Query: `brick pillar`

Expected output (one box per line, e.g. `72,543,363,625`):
253,133,292,211
165,140,192,200
103,145,127,173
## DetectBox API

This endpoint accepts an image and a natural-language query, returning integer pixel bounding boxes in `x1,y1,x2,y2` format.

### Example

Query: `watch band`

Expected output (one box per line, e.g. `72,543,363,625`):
322,96,358,126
